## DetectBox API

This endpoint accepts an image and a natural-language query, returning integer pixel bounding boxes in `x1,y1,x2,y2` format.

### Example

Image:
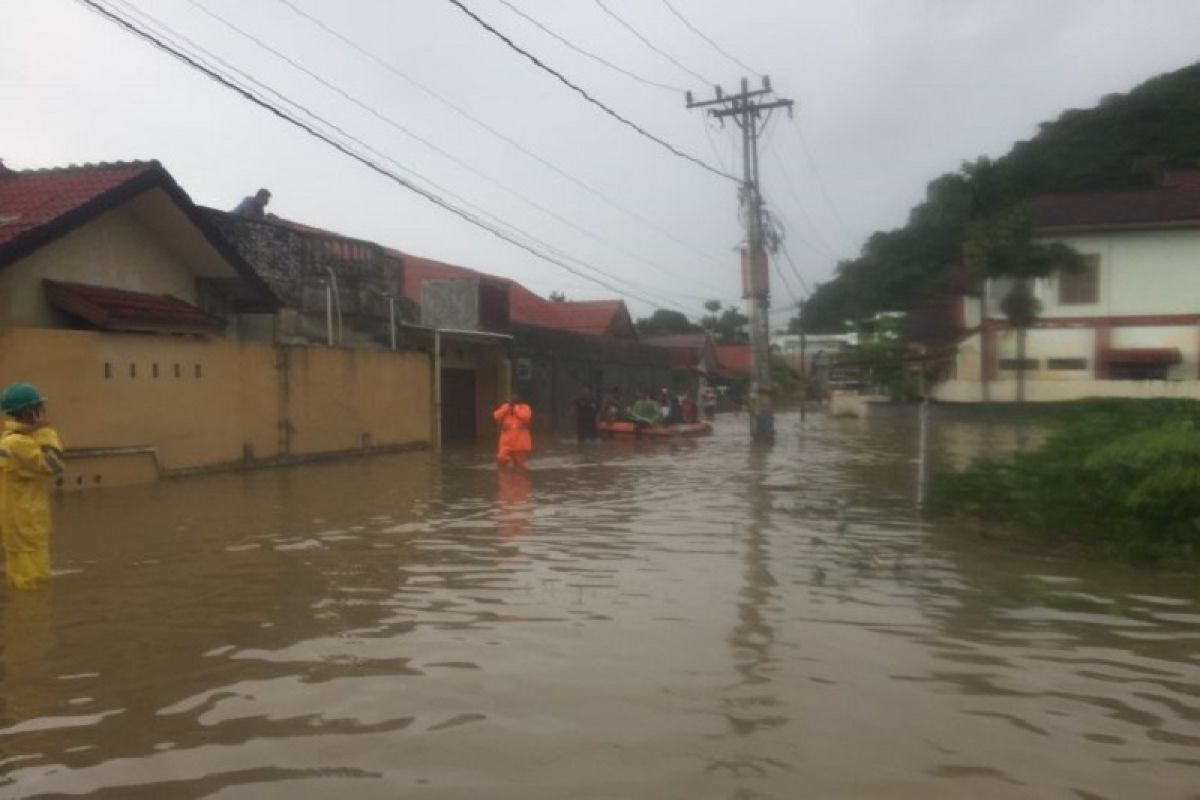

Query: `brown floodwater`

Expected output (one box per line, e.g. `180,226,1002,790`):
1,409,1198,799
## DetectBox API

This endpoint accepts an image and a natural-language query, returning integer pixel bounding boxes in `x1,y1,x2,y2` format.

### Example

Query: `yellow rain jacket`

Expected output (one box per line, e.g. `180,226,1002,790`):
0,421,64,589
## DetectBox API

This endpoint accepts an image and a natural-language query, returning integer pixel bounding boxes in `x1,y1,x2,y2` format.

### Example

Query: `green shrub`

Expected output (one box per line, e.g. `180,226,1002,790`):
931,399,1200,563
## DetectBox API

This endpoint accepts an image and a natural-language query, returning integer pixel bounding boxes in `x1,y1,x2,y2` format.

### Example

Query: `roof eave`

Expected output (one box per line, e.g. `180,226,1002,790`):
1034,218,1200,236
0,165,281,312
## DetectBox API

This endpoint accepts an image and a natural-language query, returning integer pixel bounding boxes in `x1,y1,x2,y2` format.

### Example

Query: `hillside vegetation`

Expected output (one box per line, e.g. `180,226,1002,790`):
801,62,1200,333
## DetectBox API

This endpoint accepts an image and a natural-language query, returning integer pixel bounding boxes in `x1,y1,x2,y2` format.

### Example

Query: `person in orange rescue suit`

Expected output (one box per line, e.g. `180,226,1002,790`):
0,383,65,590
493,393,533,469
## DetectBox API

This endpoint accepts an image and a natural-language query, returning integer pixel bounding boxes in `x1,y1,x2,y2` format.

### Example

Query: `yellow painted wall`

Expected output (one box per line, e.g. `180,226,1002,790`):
0,329,432,484
0,201,201,329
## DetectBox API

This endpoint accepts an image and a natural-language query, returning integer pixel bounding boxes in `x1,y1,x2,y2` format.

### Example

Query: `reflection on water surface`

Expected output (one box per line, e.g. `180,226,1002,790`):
1,410,1197,799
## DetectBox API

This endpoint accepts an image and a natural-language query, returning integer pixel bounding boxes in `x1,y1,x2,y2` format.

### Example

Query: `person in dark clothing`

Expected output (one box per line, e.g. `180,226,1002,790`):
233,188,271,218
574,386,599,440
667,393,684,425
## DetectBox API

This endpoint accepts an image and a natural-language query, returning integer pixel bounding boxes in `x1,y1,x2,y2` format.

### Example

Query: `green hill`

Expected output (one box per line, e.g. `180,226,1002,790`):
800,61,1200,333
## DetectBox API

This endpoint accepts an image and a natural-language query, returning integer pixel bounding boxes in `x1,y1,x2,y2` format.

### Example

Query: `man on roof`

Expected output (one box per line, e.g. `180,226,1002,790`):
233,188,271,218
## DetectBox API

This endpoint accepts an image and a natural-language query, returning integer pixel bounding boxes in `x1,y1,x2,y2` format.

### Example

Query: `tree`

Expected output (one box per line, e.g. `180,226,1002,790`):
635,309,700,334
548,291,567,303
701,304,749,345
965,205,1086,403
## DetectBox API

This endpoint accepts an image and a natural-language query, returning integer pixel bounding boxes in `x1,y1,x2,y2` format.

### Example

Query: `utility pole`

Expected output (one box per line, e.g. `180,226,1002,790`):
688,77,793,442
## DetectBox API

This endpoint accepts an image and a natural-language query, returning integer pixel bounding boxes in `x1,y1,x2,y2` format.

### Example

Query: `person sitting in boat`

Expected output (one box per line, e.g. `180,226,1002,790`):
602,387,625,422
681,394,698,423
667,393,684,425
701,387,717,421
658,388,671,421
629,390,662,428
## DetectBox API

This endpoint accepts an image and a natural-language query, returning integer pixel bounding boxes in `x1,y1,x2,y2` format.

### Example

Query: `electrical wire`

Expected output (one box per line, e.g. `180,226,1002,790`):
591,0,713,87
492,0,685,93
442,0,736,182
771,251,800,308
789,116,855,248
660,0,760,76
112,0,659,306
76,0,699,316
173,0,719,299
763,145,843,262
779,240,814,295
273,0,730,272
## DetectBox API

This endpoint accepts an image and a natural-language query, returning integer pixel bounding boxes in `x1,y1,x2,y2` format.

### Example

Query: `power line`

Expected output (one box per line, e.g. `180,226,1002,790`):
77,0,694,314
763,143,843,262
174,0,719,299
442,0,736,182
770,251,800,308
114,0,656,305
779,240,814,295
273,0,730,273
660,0,759,76
591,0,713,86
492,0,685,93
789,115,855,248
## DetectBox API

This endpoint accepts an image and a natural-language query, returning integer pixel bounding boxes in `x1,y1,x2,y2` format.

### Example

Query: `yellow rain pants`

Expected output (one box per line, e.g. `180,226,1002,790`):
0,421,64,589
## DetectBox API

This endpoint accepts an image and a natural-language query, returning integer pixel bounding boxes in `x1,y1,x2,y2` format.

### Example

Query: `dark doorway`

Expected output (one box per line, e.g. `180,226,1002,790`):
441,368,478,440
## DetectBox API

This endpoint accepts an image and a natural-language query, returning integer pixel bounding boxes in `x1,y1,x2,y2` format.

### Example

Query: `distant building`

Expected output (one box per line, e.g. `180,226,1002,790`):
937,169,1200,402
400,253,670,436
772,331,857,379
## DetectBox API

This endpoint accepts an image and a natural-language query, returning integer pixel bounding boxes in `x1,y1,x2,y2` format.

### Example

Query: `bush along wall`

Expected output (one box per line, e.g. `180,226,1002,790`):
931,399,1200,564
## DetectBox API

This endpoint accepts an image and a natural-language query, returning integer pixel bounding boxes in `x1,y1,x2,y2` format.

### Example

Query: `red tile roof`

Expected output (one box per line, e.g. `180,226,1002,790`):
1032,170,1200,231
0,160,278,310
642,333,713,369
715,344,752,377
552,300,626,337
395,249,631,338
0,161,157,248
44,279,226,334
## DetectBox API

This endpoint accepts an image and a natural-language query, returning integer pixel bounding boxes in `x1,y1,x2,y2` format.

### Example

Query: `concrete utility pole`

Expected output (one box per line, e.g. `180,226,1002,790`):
688,77,793,442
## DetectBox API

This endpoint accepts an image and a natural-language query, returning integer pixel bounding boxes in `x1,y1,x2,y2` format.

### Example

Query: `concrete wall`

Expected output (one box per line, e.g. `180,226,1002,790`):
0,203,202,329
935,376,1200,403
0,328,431,489
207,211,410,346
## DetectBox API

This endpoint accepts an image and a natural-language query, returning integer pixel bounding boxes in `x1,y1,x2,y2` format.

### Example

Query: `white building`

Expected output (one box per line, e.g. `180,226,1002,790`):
936,170,1200,402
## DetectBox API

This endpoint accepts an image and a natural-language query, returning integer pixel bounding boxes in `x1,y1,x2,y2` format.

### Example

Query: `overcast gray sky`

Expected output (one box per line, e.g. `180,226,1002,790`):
4,0,1200,321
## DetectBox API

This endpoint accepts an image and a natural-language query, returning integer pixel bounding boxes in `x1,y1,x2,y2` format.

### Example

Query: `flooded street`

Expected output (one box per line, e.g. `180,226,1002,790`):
2,410,1199,799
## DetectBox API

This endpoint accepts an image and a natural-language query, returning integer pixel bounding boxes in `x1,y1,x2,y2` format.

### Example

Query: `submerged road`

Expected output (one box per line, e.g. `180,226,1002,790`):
1,411,1198,798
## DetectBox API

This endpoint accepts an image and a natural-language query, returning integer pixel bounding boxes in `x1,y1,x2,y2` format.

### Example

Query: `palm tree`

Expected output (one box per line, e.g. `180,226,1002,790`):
966,206,1086,403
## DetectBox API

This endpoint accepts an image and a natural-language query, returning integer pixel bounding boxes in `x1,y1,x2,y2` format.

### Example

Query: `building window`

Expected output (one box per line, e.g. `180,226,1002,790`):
129,363,137,378
104,362,112,379
516,358,532,381
174,363,181,378
194,363,203,379
152,363,160,378
1058,255,1099,305
999,358,1039,371
1047,358,1088,371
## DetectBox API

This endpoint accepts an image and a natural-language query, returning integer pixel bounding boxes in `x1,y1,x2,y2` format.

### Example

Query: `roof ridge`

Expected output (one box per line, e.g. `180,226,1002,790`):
6,159,161,176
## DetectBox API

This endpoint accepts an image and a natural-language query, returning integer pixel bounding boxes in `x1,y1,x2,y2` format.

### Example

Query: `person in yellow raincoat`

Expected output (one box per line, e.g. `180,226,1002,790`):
492,393,532,469
0,383,64,589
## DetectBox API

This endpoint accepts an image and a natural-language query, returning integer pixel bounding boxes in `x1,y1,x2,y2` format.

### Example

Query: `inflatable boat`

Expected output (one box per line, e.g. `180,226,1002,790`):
596,421,713,439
